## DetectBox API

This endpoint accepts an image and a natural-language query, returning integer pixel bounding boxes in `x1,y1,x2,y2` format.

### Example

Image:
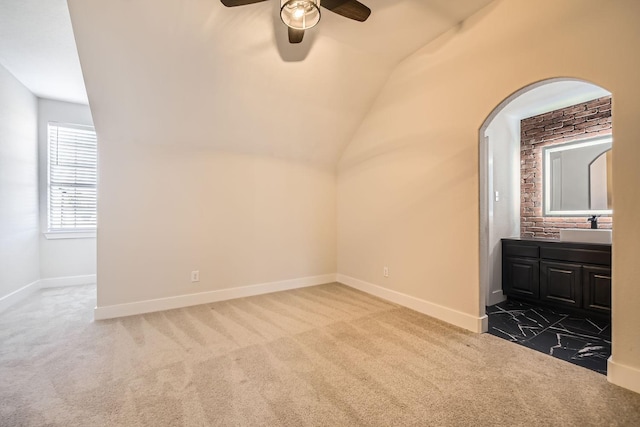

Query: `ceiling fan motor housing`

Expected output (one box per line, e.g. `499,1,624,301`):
281,0,321,30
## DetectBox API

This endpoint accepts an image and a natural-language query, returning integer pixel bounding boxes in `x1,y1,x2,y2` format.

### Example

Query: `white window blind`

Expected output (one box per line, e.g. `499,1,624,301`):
48,123,98,231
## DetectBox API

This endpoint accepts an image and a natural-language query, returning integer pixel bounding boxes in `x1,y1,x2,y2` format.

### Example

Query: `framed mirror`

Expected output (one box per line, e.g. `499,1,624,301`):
543,136,613,216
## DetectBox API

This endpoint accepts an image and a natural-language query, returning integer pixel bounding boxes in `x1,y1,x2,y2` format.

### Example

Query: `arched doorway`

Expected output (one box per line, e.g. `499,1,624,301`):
479,78,613,374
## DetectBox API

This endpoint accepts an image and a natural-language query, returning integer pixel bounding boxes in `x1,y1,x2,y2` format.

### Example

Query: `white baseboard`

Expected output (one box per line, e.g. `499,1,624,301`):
0,280,41,314
39,274,96,289
487,289,507,307
337,274,487,333
0,275,97,314
94,273,337,320
608,357,640,394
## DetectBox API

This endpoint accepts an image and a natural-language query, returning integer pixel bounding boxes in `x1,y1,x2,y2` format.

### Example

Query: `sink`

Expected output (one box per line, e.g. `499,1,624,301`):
559,229,612,244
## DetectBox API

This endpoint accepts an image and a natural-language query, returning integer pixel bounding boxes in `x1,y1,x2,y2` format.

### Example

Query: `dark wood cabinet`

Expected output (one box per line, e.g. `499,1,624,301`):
540,261,582,308
583,265,612,314
502,238,611,317
504,257,539,299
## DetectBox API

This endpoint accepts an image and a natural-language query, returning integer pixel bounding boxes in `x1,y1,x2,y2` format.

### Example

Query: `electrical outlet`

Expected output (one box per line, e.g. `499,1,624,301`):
383,266,389,277
191,270,200,283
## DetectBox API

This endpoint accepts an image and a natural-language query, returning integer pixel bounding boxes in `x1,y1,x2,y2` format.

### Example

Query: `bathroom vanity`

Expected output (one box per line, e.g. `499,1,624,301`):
502,237,611,318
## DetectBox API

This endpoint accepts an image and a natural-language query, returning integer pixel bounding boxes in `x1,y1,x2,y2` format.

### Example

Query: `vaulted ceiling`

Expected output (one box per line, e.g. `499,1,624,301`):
64,0,494,166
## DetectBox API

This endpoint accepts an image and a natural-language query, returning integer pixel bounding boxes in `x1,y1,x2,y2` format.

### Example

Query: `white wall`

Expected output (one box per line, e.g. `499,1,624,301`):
97,143,336,307
484,113,520,306
0,64,39,300
37,99,96,279
337,0,640,392
67,0,341,310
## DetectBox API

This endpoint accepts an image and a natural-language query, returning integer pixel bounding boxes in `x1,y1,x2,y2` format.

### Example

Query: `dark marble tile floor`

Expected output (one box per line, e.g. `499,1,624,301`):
487,299,611,374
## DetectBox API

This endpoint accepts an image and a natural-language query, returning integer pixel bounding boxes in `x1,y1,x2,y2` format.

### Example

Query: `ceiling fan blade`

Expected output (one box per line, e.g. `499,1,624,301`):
288,27,305,44
321,0,371,22
220,0,268,7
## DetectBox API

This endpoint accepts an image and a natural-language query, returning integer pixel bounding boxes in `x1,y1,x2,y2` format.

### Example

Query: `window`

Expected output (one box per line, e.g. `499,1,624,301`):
47,123,97,233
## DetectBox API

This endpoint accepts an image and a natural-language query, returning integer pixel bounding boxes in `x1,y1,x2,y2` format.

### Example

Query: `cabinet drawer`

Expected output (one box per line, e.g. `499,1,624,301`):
540,261,582,308
503,242,539,259
540,246,611,266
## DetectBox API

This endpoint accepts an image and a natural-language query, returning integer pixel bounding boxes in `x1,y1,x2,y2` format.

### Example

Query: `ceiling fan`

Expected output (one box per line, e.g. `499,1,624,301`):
220,0,371,44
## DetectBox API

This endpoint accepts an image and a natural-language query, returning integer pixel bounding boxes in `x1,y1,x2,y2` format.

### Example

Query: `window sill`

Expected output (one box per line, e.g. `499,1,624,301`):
44,231,96,240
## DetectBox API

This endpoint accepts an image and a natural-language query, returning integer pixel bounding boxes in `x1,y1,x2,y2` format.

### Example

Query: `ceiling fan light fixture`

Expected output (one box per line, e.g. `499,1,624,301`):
280,0,321,30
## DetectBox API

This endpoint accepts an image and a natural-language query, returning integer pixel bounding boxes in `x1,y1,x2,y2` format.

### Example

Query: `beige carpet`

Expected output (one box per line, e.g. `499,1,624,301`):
1,283,639,426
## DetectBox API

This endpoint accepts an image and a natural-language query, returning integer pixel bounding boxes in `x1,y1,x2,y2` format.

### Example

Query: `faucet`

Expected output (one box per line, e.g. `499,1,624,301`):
588,215,599,229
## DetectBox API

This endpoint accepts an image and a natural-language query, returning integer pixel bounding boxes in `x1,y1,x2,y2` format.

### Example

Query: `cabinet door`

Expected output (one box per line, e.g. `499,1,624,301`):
504,257,539,299
540,261,582,307
583,265,612,314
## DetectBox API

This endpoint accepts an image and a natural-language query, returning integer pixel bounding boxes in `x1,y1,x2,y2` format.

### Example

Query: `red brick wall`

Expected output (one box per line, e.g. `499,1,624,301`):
520,96,612,239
